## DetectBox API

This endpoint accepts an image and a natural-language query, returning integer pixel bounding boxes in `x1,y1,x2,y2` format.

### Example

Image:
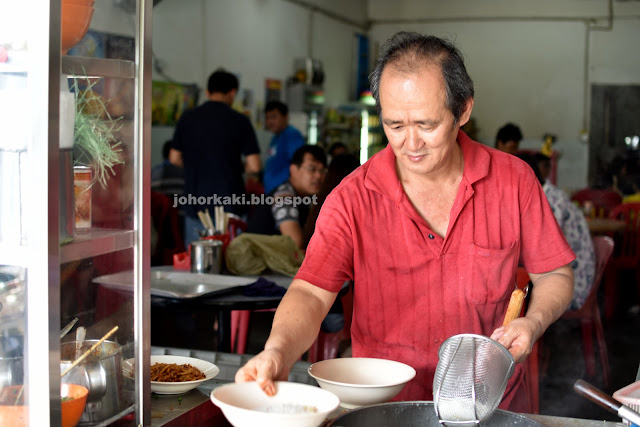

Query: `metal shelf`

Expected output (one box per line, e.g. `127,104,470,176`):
62,56,135,79
60,228,135,264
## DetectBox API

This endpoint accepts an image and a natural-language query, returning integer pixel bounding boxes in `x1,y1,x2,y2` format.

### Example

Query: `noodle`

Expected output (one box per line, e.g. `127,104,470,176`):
150,363,206,382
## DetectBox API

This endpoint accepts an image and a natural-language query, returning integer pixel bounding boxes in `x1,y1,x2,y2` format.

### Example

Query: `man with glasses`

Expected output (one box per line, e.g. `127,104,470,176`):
248,145,327,249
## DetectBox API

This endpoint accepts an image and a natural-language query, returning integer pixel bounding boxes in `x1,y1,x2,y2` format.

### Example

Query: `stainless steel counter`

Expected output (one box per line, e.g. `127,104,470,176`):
151,387,626,427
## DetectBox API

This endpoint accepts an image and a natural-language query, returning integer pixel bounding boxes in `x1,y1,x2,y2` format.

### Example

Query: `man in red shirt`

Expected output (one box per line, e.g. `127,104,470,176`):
236,32,574,412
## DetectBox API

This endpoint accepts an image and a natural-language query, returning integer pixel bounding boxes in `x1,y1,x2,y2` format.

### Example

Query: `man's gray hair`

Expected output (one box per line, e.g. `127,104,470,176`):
369,32,474,124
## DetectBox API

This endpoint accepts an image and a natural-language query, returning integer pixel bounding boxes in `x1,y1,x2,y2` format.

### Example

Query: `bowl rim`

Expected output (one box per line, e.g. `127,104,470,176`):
210,381,340,418
308,357,417,388
61,383,89,401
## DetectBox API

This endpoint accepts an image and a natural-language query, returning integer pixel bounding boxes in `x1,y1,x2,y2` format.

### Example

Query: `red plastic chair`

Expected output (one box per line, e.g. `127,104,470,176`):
561,235,614,387
571,189,622,218
231,309,260,354
228,216,248,239
604,203,640,319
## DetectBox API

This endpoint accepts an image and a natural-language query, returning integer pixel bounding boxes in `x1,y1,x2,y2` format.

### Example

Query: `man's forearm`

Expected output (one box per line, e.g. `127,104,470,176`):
525,264,574,341
245,153,261,175
264,280,335,368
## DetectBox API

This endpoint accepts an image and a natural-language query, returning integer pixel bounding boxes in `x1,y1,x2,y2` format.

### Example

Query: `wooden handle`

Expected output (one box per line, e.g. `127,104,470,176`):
503,289,526,325
573,379,621,414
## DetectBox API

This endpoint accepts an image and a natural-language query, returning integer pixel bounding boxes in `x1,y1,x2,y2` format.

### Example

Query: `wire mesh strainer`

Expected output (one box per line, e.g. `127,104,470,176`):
433,333,515,426
433,286,527,426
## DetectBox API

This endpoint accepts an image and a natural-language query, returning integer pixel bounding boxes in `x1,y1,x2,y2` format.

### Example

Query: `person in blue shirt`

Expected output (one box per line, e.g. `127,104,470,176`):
263,101,305,194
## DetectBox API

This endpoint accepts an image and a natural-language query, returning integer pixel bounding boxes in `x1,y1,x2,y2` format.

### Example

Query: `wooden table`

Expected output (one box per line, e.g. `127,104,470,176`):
586,218,626,235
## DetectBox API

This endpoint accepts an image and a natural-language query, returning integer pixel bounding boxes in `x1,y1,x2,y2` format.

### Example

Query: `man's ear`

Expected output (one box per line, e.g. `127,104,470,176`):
458,98,474,127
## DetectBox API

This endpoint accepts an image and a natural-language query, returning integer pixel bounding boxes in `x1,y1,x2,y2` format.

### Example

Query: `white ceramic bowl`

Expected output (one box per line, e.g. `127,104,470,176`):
308,357,416,409
123,355,220,394
210,381,340,427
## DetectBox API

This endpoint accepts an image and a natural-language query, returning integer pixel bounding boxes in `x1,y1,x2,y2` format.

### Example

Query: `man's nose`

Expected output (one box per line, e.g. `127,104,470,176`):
405,127,422,151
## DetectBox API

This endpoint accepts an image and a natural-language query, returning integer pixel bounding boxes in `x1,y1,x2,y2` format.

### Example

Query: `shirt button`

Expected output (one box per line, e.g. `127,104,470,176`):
428,234,435,239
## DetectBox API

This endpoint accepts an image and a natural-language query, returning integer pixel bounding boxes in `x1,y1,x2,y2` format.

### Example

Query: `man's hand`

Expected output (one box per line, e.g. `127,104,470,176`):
491,263,573,363
490,318,536,363
235,349,288,396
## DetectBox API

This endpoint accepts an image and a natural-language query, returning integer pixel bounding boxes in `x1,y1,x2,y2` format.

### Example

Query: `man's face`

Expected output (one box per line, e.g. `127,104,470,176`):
497,139,520,155
290,153,326,196
265,109,288,134
379,62,472,178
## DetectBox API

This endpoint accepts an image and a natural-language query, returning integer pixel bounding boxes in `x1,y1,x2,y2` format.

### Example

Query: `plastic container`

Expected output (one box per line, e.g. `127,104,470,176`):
614,380,640,425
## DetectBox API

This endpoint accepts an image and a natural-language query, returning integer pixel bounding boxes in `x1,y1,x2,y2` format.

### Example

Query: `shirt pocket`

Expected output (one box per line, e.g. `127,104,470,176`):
468,240,518,304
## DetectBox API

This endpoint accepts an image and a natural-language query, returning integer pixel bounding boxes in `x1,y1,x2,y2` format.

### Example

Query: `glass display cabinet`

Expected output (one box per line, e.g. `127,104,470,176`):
0,1,151,425
323,103,387,165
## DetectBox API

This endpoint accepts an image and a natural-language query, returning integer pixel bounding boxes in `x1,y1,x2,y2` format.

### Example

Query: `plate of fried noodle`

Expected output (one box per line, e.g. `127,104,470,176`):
123,355,220,394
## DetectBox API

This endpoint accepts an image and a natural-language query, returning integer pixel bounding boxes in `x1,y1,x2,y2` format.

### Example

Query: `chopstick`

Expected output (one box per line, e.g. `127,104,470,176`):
204,209,214,232
215,206,225,234
61,326,118,378
197,211,209,230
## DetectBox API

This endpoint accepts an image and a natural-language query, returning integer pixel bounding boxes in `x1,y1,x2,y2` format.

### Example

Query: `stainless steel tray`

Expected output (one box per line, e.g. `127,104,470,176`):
92,269,257,299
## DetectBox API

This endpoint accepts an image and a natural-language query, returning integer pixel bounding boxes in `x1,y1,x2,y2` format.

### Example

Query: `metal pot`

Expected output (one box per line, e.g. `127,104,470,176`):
326,401,543,427
60,340,124,424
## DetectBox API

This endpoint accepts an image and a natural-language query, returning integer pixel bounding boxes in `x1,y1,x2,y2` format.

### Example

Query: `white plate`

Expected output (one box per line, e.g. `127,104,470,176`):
93,269,257,299
123,355,220,394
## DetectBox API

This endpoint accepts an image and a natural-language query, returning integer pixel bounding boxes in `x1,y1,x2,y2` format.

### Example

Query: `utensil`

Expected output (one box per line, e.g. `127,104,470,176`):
190,240,223,274
574,379,640,425
205,208,215,232
60,317,78,339
433,286,527,426
61,326,118,378
197,211,209,232
324,401,543,427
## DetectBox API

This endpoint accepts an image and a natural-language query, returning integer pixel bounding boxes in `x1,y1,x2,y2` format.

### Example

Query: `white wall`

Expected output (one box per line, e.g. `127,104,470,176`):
367,0,640,192
150,0,366,166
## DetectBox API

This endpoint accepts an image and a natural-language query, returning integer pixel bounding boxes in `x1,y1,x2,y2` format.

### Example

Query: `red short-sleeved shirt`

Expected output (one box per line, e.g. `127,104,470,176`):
296,131,575,411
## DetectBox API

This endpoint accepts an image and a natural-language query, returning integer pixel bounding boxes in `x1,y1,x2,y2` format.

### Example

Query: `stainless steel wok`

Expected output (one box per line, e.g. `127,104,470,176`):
326,401,543,426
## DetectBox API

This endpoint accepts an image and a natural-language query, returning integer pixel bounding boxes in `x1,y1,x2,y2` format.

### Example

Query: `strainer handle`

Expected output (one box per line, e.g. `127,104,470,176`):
502,288,526,325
